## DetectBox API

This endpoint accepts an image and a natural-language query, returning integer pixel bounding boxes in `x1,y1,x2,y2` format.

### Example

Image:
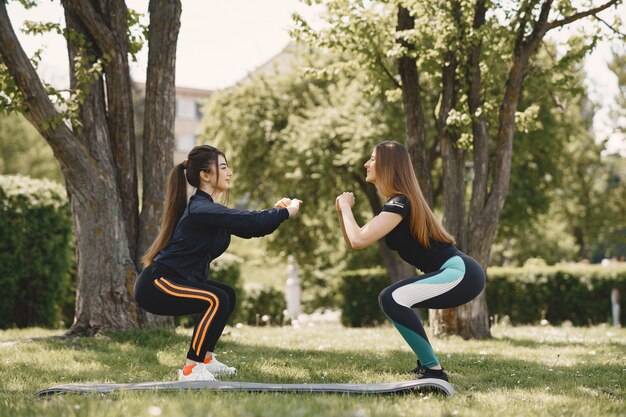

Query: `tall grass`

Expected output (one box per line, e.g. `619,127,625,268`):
1,323,624,417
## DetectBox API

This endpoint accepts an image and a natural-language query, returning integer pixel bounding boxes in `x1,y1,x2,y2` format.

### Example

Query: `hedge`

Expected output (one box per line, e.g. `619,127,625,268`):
0,175,74,329
487,264,626,325
338,268,389,327
338,264,626,328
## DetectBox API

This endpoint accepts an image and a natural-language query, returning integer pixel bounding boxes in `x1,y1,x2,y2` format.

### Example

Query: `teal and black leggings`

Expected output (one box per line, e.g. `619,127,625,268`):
378,254,485,368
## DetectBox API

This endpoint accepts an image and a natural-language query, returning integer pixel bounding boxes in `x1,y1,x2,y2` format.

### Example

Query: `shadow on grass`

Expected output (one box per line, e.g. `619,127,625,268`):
2,327,623,399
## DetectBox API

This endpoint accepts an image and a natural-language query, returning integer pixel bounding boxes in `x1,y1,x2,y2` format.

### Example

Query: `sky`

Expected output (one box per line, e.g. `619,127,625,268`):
4,0,625,154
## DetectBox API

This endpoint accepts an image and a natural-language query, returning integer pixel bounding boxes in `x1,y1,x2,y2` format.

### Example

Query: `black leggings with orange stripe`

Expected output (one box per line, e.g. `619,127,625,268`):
134,262,235,362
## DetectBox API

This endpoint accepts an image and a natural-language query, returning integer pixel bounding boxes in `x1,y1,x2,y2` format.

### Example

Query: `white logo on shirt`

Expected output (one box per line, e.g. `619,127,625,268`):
385,201,405,209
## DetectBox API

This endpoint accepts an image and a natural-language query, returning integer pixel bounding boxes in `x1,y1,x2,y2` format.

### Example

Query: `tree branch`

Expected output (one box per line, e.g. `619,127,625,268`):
0,2,83,161
547,0,619,30
66,0,117,54
594,14,626,38
375,51,401,89
524,0,553,51
138,0,182,263
513,0,538,55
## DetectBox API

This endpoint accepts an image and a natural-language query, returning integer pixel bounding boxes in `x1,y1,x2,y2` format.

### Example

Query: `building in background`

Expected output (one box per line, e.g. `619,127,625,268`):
172,85,213,162
133,44,295,164
133,83,212,163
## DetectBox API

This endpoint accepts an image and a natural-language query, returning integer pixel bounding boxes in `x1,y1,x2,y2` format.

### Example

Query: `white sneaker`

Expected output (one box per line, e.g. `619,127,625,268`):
204,355,237,375
177,363,217,381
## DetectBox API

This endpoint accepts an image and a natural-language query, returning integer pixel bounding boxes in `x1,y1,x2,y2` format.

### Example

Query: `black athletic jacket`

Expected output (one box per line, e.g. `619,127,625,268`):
154,189,289,283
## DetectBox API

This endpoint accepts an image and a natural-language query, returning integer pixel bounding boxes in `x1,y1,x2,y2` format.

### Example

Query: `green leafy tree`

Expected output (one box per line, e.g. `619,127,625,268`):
0,112,62,182
547,44,626,263
495,51,626,265
203,48,412,284
292,0,622,338
493,92,613,265
601,46,626,259
609,45,626,136
593,154,626,260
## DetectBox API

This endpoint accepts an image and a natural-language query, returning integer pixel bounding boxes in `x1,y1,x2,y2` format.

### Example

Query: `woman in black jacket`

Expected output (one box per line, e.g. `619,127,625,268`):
135,145,301,381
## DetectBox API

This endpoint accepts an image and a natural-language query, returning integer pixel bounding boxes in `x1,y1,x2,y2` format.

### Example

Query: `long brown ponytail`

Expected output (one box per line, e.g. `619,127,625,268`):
141,145,226,266
374,141,455,248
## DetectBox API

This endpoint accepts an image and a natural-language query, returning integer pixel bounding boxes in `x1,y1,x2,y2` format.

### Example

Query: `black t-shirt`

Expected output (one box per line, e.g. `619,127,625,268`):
381,194,460,273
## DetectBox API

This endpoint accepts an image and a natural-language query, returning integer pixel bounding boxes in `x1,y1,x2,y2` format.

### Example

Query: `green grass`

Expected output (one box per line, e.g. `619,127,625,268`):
1,323,624,417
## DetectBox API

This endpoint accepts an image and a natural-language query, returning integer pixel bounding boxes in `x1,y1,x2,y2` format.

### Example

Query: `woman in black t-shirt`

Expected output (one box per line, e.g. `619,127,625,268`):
336,141,485,382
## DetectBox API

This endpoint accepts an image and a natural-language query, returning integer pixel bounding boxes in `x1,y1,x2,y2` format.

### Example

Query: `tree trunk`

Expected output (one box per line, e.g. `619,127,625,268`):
415,0,619,338
101,0,140,261
437,46,466,250
434,3,545,339
137,0,182,327
68,172,139,334
396,6,433,206
62,2,139,334
63,1,140,260
428,6,474,335
437,0,489,339
138,0,182,260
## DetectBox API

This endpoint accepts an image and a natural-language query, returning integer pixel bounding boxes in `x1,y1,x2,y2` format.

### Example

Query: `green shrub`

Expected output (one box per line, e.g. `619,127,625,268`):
239,287,287,326
0,175,74,329
487,264,626,325
338,268,389,327
300,267,341,313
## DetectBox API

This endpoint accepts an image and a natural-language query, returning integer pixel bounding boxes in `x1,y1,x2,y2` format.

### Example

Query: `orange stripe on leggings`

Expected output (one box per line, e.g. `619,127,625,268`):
156,278,220,353
154,278,218,355
153,279,214,355
153,279,217,355
154,277,220,352
158,279,220,355
154,278,220,355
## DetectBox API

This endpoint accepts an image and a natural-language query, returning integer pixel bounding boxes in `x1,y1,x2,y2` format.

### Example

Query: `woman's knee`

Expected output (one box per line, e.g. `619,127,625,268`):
224,286,236,310
208,281,236,312
378,286,395,312
211,287,231,313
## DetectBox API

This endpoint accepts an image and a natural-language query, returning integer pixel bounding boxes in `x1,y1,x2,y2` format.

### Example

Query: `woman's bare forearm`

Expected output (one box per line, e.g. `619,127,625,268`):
336,209,352,248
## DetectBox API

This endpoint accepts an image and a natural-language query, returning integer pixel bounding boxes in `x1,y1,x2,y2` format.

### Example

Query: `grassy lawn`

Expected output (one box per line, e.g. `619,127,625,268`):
1,323,624,417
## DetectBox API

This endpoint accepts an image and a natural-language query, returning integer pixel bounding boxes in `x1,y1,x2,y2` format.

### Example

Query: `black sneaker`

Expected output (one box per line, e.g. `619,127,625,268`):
410,360,423,373
414,365,449,382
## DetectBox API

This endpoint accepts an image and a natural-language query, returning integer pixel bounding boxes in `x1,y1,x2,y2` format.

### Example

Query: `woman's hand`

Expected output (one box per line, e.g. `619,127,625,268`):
274,197,292,209
286,198,302,218
275,197,302,218
336,192,355,210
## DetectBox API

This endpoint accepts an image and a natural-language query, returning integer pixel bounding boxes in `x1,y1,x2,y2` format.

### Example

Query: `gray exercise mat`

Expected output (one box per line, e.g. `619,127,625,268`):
37,379,456,396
